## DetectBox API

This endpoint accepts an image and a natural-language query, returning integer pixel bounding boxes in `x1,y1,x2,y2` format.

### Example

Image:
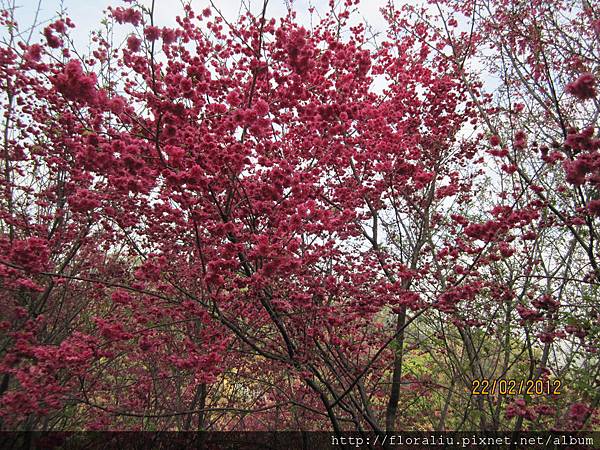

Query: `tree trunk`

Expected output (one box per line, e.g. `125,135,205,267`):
385,306,406,432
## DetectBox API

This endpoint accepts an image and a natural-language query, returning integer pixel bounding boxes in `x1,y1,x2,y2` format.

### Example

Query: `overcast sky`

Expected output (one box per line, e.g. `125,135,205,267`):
10,0,393,47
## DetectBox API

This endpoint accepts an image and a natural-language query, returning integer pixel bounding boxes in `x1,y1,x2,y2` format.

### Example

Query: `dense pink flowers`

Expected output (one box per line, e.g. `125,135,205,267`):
254,99,269,115
587,199,600,216
489,134,501,146
161,28,177,45
43,26,62,48
52,59,98,103
144,26,161,41
513,130,527,150
506,399,537,421
0,0,597,434
567,403,591,429
126,35,141,52
563,155,598,186
566,72,597,100
24,44,42,62
7,238,49,272
111,7,142,26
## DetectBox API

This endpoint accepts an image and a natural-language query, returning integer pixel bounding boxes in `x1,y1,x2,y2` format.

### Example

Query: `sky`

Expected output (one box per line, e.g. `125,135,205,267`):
5,0,498,121
8,0,393,47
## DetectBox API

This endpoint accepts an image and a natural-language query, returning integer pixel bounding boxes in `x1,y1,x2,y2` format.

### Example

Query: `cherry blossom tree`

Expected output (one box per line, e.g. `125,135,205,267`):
0,0,597,433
